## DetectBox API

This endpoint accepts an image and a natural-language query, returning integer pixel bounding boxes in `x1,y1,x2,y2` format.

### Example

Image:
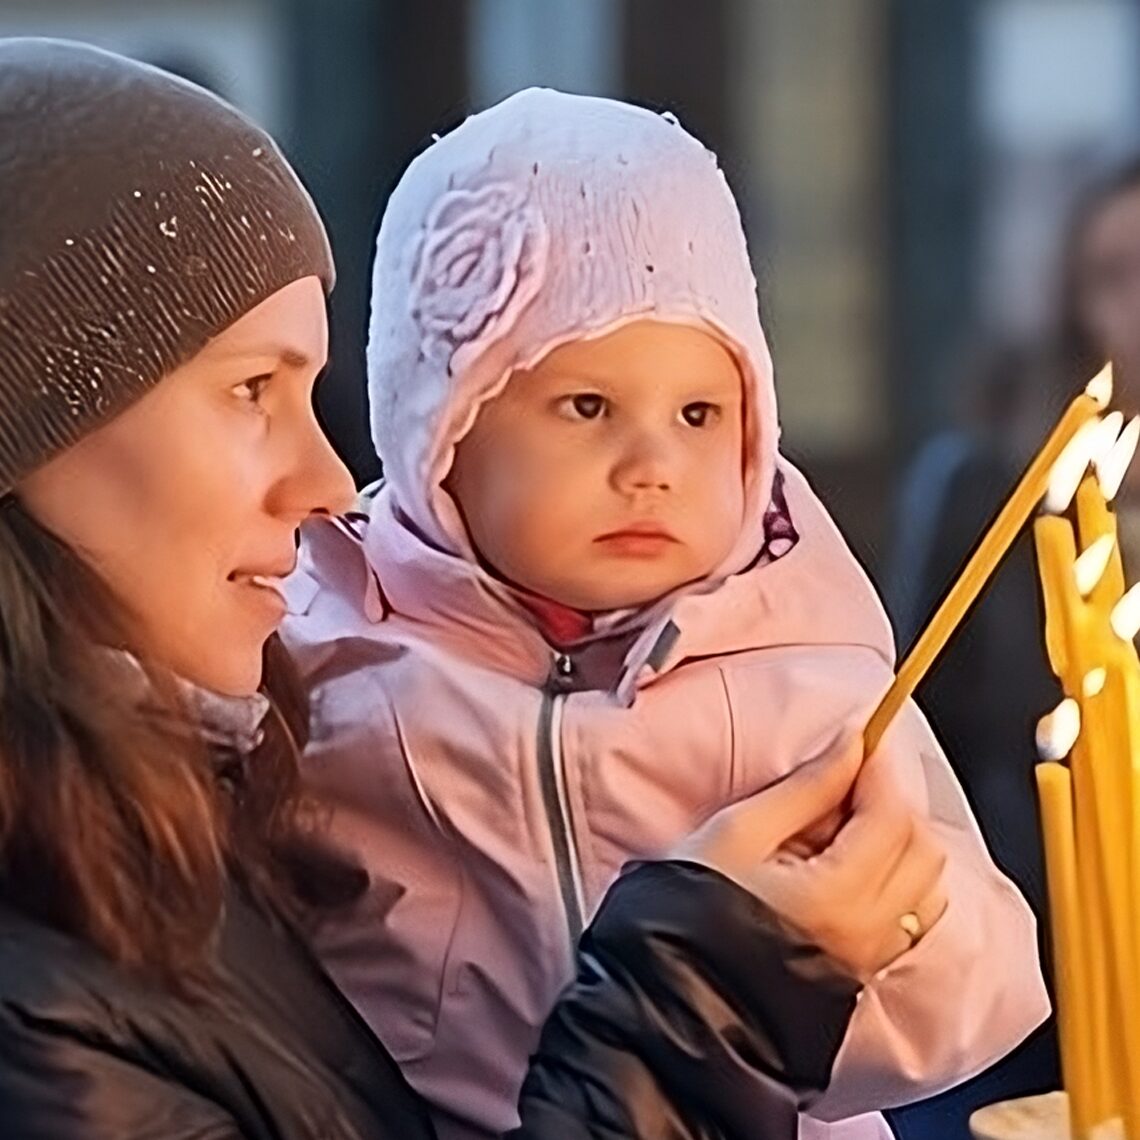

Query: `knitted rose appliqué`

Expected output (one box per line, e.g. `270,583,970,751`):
410,183,549,368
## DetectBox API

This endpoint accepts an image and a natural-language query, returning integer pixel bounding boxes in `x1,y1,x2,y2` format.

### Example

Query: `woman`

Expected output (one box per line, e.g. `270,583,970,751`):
0,39,937,1140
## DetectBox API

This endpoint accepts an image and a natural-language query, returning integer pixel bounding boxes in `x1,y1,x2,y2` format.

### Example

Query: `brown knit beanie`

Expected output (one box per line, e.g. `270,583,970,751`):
0,39,335,494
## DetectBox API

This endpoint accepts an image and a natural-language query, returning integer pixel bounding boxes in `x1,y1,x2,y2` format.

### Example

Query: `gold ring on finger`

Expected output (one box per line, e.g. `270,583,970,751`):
899,911,923,946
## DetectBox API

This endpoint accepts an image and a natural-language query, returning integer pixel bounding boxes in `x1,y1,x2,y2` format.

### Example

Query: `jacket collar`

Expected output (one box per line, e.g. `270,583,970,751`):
102,649,271,755
347,459,895,703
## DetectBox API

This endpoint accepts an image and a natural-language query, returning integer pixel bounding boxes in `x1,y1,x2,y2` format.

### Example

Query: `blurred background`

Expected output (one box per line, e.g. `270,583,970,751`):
9,0,1140,1134
4,0,1132,552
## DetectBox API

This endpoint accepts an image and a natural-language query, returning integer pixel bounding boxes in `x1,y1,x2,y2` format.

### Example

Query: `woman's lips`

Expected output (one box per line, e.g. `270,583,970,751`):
230,574,288,621
228,570,291,611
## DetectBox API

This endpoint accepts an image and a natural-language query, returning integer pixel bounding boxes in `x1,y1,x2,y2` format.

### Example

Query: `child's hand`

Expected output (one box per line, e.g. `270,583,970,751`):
674,734,948,983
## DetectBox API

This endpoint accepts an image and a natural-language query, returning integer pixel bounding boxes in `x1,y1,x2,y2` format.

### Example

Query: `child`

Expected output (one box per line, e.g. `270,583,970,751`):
283,89,1049,1140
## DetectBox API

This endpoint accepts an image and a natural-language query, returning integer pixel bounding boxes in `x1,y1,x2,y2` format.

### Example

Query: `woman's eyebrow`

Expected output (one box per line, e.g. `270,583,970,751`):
279,347,322,370
217,346,320,371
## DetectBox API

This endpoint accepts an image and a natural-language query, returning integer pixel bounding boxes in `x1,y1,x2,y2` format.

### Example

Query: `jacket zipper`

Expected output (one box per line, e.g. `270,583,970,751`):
537,659,587,943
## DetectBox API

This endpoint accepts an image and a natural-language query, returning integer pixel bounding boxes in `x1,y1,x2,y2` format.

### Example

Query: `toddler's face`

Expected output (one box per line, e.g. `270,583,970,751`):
447,320,745,610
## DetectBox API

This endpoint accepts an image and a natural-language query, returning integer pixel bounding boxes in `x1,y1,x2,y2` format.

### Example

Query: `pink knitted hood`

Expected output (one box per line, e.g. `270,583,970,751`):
366,88,779,577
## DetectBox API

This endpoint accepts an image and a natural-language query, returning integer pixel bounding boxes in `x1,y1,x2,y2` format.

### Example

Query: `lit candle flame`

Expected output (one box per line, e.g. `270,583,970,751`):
1045,417,1108,514
1083,667,1107,697
1085,362,1114,408
1036,697,1081,760
1074,534,1117,597
1092,410,1125,463
1097,415,1140,502
1110,582,1140,642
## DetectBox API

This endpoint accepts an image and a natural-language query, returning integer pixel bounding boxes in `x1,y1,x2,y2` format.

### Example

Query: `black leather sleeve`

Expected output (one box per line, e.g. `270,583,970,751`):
512,860,860,1140
0,1002,244,1140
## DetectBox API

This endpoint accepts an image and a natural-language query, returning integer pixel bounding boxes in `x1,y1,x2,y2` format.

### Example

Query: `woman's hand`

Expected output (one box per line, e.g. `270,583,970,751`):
674,734,948,983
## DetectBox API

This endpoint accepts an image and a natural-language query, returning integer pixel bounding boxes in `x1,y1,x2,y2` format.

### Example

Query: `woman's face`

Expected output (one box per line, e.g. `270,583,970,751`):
1077,183,1140,400
17,276,355,695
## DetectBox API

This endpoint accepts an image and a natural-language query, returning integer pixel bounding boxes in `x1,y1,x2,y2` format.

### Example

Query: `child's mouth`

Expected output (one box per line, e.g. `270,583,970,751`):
594,527,678,556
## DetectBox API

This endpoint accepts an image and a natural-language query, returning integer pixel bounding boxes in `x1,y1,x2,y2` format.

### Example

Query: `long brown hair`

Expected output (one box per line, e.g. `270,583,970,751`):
0,497,313,988
1054,157,1140,389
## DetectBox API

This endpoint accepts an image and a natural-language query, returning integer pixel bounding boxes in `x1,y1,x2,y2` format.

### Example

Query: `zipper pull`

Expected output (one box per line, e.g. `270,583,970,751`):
547,652,576,692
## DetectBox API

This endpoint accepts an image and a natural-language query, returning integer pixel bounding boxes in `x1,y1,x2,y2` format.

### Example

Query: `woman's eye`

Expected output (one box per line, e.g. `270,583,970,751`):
681,401,718,427
561,393,607,420
237,374,272,405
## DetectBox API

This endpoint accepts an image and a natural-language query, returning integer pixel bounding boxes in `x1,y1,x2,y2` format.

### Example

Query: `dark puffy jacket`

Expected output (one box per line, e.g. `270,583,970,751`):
0,861,858,1140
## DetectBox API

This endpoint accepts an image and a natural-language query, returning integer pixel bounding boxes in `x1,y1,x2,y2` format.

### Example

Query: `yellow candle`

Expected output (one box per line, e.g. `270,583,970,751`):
1037,514,1078,681
1070,480,1140,1132
1097,642,1140,1138
1035,470,1140,1134
865,385,1106,758
1076,662,1140,1131
1035,515,1118,1126
1076,477,1125,609
1122,658,1140,1050
1036,761,1097,1138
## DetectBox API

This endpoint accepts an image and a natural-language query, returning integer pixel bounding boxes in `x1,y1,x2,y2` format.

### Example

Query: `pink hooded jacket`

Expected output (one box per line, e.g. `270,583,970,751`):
282,90,1049,1140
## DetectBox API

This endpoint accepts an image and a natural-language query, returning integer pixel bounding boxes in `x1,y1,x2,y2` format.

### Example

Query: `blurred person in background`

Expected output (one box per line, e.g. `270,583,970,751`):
896,157,1140,894
882,155,1140,1137
887,339,1060,916
884,346,1064,1140
1056,158,1140,567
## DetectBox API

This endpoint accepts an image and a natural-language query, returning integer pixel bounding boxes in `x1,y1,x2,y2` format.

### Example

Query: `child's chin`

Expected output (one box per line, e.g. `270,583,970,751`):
570,577,689,612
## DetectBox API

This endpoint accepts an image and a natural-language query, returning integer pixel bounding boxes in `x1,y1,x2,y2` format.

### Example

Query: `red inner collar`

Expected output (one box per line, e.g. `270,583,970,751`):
514,590,593,648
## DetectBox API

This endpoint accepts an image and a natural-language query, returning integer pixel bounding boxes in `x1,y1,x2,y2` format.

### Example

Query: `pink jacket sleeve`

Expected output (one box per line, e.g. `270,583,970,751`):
806,698,1051,1121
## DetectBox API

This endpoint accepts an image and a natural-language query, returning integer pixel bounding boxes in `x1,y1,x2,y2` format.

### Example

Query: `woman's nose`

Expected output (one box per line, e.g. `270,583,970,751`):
277,411,357,520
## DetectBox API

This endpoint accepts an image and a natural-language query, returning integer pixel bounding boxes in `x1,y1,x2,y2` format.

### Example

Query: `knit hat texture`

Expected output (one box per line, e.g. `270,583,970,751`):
367,87,779,571
0,38,334,494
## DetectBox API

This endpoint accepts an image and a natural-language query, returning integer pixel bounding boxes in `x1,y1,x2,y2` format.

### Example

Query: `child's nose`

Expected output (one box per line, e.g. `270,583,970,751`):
611,431,676,494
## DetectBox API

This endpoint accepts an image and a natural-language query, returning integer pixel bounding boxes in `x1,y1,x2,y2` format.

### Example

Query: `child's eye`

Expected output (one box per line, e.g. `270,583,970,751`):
681,401,719,427
559,393,607,421
236,374,272,406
